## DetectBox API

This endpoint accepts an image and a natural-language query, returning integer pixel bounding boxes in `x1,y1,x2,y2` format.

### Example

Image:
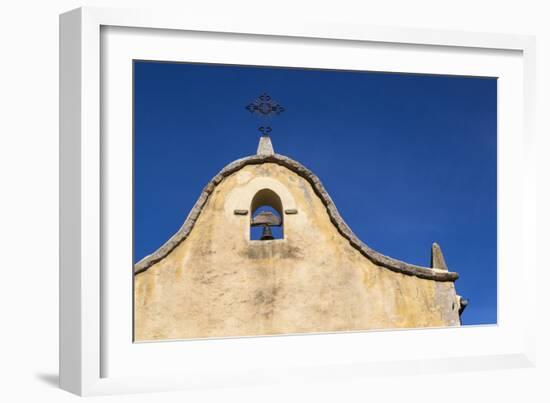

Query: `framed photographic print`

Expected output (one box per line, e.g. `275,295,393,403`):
60,6,537,396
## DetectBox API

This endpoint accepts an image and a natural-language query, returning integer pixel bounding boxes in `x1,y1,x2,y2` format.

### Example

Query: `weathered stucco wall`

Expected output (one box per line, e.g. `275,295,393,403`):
134,162,460,341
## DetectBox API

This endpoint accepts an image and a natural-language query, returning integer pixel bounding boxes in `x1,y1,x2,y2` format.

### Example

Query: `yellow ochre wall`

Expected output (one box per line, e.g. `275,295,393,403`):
134,163,460,341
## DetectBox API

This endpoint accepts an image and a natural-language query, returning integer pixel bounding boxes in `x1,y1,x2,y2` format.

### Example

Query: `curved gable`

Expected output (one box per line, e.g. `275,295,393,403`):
134,153,458,282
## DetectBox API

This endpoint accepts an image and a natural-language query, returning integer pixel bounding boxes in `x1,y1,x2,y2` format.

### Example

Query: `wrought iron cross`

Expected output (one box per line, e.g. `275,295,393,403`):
245,93,285,136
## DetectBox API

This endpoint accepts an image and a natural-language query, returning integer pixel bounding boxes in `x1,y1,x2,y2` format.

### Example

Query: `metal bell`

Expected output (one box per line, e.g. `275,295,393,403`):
260,224,274,241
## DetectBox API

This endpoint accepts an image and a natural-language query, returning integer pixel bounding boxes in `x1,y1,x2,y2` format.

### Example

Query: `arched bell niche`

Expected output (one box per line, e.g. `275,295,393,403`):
249,188,283,241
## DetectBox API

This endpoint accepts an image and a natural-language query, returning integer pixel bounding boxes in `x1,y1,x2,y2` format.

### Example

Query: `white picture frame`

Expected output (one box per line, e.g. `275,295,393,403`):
59,6,537,396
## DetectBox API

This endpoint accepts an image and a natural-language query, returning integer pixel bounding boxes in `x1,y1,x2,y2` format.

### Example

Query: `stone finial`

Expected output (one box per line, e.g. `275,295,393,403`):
257,135,274,155
430,242,448,271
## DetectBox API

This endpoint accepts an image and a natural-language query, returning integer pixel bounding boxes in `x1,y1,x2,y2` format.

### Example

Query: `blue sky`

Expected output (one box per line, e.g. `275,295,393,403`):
134,61,497,326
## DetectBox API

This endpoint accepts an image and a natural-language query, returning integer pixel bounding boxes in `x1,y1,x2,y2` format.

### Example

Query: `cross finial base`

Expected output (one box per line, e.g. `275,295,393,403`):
257,135,274,156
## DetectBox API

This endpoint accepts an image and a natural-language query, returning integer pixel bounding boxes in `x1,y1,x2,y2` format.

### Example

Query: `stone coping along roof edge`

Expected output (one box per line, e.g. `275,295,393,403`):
134,153,459,282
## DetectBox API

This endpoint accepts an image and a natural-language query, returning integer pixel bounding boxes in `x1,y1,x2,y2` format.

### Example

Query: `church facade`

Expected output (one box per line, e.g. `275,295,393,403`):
134,136,465,341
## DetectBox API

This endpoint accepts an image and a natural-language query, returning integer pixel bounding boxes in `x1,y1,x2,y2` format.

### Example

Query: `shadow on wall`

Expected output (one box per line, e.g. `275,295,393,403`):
34,373,59,388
